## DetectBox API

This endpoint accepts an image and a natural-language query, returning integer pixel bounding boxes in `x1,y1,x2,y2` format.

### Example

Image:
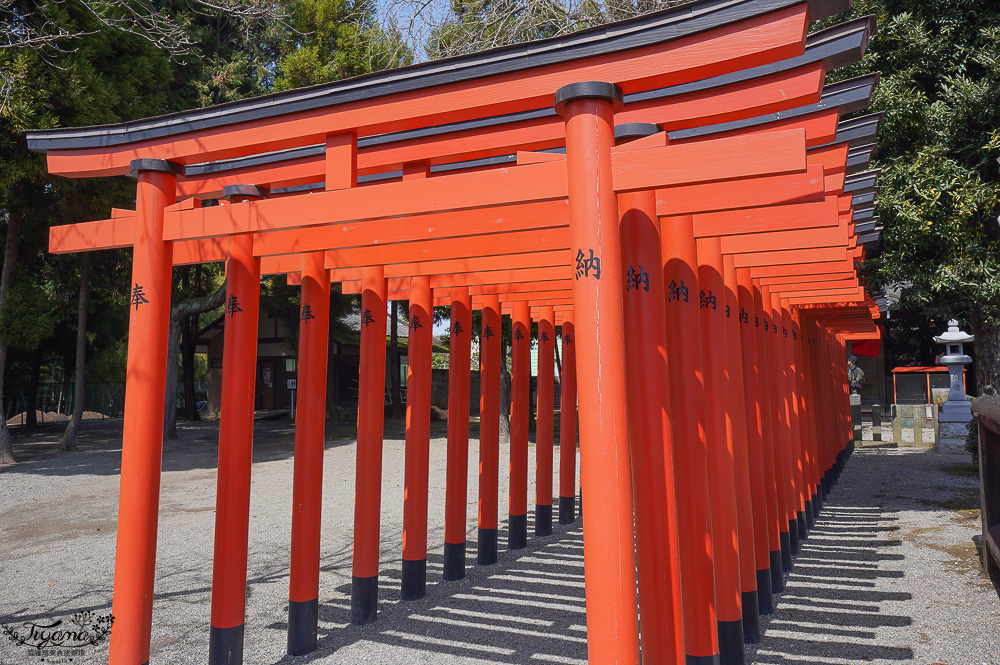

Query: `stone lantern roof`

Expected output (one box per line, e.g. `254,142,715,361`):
933,320,974,345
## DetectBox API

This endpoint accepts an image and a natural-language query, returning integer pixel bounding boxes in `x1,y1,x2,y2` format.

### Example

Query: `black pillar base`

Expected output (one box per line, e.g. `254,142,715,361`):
741,590,760,644
287,598,318,656
478,528,498,566
443,541,466,581
209,624,244,665
797,510,808,538
686,653,721,665
401,558,426,600
509,514,527,550
755,568,774,615
718,619,744,665
769,550,784,592
788,519,801,555
535,504,552,536
780,531,793,571
803,501,815,529
812,491,822,517
558,496,576,524
351,575,378,625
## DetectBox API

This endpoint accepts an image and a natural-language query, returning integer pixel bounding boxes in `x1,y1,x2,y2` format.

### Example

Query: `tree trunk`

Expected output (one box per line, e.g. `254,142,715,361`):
25,347,42,429
390,300,403,418
181,314,200,421
61,254,90,451
972,304,1000,396
0,212,22,465
498,335,511,445
163,283,226,440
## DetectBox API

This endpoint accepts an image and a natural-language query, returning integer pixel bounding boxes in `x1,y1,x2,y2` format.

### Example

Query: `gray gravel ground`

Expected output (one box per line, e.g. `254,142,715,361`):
3,421,1000,665
748,446,1000,665
1,418,583,665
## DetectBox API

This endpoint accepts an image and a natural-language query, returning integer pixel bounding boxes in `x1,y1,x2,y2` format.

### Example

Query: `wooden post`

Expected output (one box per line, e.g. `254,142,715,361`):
352,266,387,624
696,236,744,663
661,213,719,664
402,276,432,598
109,159,179,665
557,81,641,665
509,300,530,550
619,181,685,665
478,294,502,564
287,250,330,655
444,286,472,580
723,254,767,631
558,317,578,524
535,306,555,536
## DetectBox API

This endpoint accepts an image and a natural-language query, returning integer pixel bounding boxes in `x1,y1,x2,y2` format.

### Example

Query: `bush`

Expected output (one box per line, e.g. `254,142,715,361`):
967,420,979,466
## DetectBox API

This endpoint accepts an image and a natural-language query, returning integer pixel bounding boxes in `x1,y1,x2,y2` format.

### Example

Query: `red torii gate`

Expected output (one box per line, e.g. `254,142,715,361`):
26,0,886,664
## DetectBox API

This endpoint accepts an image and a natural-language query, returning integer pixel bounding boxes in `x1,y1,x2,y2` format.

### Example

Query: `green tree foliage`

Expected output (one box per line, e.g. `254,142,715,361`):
273,0,411,90
821,1,1000,391
0,0,410,462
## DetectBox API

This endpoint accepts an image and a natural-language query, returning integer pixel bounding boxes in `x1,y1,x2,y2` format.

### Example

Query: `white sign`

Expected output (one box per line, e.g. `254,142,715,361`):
286,378,297,390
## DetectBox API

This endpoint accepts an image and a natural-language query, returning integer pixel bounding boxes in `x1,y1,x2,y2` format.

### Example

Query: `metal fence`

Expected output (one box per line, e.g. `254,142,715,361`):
3,382,126,427
2,381,208,427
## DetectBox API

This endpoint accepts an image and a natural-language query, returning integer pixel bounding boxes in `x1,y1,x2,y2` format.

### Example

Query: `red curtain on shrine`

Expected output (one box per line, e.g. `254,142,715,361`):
852,339,881,356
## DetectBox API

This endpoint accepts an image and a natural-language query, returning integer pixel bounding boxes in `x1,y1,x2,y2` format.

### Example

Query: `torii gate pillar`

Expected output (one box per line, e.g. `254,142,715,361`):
209,188,263,665
287,250,330,655
352,266,387,624
478,294,502,564
402,275,433,599
109,159,180,665
556,81,640,665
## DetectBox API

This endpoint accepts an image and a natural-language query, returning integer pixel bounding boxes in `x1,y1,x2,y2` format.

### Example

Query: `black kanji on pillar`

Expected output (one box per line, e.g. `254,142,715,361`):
226,294,243,318
130,283,149,311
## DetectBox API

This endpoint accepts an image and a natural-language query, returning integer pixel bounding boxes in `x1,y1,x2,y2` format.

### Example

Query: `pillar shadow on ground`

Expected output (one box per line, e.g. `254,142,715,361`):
267,512,587,665
750,506,916,664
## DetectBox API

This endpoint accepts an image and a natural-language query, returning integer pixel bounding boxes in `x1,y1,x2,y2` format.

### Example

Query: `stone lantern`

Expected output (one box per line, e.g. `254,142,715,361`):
934,320,974,423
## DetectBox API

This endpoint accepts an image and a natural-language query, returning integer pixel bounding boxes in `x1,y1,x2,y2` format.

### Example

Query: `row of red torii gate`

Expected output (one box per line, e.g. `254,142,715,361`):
27,0,885,663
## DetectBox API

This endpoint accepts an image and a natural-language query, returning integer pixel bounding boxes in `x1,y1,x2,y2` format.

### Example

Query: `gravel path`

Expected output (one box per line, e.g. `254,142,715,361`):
749,447,1000,664
2,421,999,664
1,418,583,665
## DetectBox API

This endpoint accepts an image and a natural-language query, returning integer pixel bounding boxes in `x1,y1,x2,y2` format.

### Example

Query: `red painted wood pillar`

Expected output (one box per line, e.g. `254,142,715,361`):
401,160,432,598
402,275,432,598
509,300,530,550
535,306,555,536
696,236,745,664
478,294,501,564
756,284,792,574
287,249,330,656
210,185,263,665
556,81,640,665
781,303,807,539
724,255,769,628
109,159,179,665
352,265,387,624
558,316,578,524
661,213,719,665
766,288,799,559
742,272,782,592
619,181,685,665
792,309,820,521
444,287,472,580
